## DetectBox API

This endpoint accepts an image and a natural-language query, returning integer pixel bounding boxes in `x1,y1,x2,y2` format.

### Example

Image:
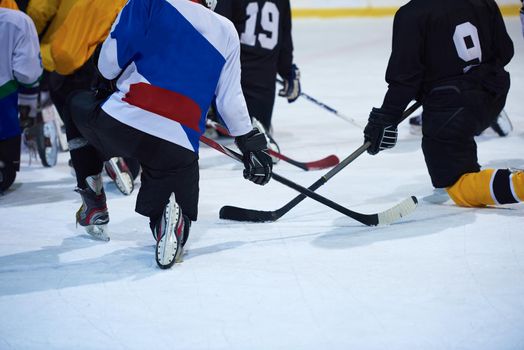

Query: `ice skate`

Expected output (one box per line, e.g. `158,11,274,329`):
104,157,134,195
152,193,189,269
75,173,110,241
251,117,280,164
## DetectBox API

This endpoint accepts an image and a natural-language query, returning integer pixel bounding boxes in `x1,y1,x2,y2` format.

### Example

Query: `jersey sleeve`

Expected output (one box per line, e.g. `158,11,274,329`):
26,0,60,35
277,0,293,79
12,13,43,87
381,6,425,115
98,0,149,80
214,28,253,137
491,2,514,67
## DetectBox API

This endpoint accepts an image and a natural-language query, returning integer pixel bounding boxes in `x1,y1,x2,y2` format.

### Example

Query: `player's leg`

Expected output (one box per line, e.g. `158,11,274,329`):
447,169,523,207
0,135,21,193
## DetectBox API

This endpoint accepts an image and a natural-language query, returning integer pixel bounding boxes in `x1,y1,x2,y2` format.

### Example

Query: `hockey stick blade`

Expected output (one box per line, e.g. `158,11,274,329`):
206,119,339,171
218,101,422,224
272,152,340,171
220,196,418,226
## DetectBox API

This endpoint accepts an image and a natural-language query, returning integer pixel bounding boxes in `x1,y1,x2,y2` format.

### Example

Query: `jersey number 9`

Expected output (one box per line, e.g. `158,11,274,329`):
453,22,482,72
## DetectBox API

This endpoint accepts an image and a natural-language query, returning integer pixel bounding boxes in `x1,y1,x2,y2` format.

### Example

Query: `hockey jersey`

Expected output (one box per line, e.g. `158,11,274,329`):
382,0,514,114
215,0,294,89
0,8,42,141
98,0,252,153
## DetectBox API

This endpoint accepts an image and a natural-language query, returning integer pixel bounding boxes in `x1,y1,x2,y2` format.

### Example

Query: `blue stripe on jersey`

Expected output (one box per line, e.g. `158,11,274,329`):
111,0,227,151
0,92,21,141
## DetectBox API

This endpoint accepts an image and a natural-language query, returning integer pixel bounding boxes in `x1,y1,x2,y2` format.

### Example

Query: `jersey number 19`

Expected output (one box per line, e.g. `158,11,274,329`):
240,2,280,50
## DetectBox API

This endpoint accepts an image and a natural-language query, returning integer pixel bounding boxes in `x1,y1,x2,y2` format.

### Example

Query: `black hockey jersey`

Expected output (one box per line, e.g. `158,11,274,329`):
215,0,293,89
382,0,514,114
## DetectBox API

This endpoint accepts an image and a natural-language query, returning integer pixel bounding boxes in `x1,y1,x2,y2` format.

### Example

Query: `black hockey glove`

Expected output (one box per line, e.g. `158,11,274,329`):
364,108,400,155
235,128,272,185
278,64,301,103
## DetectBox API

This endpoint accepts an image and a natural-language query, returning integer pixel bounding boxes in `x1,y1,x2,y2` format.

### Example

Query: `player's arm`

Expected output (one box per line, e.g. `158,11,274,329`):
98,0,149,80
215,26,272,185
491,1,514,65
364,6,424,155
277,0,300,103
26,0,60,35
12,12,43,88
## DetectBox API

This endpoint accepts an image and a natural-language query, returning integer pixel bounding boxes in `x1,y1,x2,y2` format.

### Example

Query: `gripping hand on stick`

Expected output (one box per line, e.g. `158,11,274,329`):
364,108,400,155
235,128,273,185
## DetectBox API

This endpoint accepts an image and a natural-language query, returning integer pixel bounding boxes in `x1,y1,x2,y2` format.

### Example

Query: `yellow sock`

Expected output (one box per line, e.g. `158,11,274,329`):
446,169,523,207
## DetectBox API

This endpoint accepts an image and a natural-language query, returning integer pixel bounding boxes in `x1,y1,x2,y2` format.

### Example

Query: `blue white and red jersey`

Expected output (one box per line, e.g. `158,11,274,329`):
98,0,253,153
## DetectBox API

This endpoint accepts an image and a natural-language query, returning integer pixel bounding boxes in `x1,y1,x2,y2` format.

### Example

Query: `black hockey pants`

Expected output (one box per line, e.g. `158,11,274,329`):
69,90,199,222
421,67,510,188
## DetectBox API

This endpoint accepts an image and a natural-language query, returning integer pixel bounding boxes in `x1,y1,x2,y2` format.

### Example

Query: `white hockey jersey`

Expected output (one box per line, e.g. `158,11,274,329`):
98,0,253,153
0,8,42,141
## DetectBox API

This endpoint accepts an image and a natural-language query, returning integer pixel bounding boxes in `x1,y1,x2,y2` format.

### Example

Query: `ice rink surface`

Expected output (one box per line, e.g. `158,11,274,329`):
1,17,523,350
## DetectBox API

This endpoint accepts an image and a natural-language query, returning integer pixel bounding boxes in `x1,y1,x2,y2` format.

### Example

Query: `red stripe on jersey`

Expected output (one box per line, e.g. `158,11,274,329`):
122,82,202,132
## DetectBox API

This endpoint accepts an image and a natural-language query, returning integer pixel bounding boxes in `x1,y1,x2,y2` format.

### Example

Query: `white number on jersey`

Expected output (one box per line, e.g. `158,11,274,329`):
453,22,482,72
240,2,280,50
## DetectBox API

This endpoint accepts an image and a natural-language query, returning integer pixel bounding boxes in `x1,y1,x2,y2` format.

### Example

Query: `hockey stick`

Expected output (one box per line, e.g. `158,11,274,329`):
206,119,340,171
219,101,422,223
200,135,417,226
277,79,363,129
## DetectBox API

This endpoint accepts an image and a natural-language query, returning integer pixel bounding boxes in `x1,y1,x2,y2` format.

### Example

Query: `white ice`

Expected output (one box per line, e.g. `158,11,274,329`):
1,17,523,350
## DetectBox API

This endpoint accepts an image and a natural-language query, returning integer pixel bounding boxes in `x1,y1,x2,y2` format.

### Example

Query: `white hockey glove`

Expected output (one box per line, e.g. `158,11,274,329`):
278,64,301,103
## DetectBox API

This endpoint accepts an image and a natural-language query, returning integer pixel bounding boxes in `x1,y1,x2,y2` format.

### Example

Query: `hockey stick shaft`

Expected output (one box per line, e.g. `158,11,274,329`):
219,101,422,222
200,135,383,225
277,79,363,129
206,119,339,171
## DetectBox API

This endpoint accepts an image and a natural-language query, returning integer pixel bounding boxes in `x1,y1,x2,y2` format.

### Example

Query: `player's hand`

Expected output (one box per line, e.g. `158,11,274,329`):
235,128,272,185
278,64,301,103
364,108,399,155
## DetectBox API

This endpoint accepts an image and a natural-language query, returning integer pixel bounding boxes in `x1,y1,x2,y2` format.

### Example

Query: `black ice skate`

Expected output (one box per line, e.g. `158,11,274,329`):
152,193,189,269
75,174,110,241
104,157,134,195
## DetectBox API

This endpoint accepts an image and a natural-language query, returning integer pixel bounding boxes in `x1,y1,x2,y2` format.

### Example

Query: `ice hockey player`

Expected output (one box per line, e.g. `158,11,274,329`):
214,0,300,158
0,6,42,193
68,0,273,269
363,0,523,208
26,0,140,195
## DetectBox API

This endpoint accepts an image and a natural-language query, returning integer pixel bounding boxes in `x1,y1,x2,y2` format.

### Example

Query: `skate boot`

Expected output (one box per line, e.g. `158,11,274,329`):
490,109,513,137
104,157,134,195
251,117,280,164
75,173,110,241
152,193,189,269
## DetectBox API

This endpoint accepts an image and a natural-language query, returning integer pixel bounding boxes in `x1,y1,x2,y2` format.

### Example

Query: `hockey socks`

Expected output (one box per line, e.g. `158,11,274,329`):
446,169,524,207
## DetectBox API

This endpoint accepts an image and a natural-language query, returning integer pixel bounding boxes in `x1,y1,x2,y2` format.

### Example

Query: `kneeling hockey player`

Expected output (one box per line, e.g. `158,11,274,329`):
69,0,273,268
363,0,523,208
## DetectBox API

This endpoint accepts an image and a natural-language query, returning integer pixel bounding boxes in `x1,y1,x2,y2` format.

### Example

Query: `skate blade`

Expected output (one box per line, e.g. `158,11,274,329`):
108,158,134,195
156,196,180,269
84,224,110,242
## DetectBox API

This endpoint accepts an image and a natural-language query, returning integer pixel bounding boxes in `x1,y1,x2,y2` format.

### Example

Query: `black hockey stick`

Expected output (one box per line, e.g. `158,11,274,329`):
200,135,417,226
219,101,422,223
206,119,340,171
277,79,363,129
